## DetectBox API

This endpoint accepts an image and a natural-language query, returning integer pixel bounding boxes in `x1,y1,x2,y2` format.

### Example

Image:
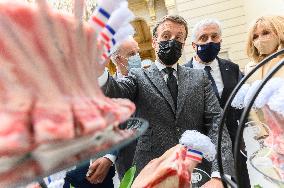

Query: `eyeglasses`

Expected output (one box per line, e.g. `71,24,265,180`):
117,53,139,61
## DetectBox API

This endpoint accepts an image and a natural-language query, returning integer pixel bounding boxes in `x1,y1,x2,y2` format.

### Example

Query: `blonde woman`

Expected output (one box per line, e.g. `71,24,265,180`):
238,15,284,187
242,15,284,126
245,15,284,80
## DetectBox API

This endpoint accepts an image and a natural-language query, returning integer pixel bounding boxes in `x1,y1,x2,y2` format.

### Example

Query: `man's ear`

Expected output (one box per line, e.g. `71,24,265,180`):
152,37,157,49
192,42,197,51
115,55,120,61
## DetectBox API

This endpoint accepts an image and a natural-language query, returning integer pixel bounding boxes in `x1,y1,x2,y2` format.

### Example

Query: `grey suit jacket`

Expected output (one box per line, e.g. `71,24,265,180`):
102,64,234,176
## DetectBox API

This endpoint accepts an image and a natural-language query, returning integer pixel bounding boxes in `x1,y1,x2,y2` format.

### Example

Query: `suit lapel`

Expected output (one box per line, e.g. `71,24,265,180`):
144,64,176,114
217,58,230,101
176,65,192,119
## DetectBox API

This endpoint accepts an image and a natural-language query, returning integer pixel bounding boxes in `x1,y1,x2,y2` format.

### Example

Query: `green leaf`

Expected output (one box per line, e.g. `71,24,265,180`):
119,165,136,188
254,185,263,188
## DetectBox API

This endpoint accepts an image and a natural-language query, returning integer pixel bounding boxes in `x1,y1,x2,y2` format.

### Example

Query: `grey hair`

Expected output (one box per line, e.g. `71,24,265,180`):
191,18,222,42
110,35,134,63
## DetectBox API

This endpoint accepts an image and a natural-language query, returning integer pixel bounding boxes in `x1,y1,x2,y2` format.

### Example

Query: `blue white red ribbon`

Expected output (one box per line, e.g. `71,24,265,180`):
98,7,110,19
186,148,203,162
90,7,110,29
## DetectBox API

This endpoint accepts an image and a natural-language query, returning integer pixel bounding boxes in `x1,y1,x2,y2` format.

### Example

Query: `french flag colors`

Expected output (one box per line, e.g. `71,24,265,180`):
186,148,203,163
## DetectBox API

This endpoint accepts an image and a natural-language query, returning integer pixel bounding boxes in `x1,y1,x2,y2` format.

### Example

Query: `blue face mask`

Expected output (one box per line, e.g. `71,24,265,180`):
128,53,141,70
196,42,221,63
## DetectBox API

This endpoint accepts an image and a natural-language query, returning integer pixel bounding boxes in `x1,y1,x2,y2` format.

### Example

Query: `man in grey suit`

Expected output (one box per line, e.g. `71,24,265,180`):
96,15,233,187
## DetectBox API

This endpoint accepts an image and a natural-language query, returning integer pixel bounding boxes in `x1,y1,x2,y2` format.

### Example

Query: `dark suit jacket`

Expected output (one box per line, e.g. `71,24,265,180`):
102,63,234,176
115,140,137,180
184,57,242,147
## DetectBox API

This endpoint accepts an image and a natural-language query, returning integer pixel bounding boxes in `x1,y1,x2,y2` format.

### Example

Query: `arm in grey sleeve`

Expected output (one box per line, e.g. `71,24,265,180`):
202,71,234,177
100,70,138,101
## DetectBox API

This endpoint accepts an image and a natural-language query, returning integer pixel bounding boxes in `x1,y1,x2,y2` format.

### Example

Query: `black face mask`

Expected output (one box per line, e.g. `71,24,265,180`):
196,42,221,63
157,39,183,66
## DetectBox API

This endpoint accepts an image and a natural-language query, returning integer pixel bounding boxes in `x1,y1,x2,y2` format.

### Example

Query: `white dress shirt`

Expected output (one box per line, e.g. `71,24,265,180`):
155,60,178,83
114,71,125,80
192,57,224,97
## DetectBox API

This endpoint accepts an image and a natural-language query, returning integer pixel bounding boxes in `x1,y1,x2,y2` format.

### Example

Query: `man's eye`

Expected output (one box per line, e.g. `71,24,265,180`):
253,34,258,40
200,36,207,41
176,37,185,43
163,35,169,39
176,36,182,41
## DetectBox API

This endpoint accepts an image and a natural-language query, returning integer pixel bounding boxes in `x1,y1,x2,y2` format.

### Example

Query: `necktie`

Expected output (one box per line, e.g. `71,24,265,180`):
164,67,178,108
204,66,220,100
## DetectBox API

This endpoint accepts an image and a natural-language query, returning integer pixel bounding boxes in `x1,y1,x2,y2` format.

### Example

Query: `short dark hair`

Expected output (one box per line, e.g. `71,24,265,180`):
152,15,188,39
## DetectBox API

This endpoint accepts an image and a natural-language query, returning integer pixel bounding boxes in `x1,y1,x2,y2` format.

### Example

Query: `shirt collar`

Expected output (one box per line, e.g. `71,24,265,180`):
192,56,218,70
116,71,125,79
155,59,178,72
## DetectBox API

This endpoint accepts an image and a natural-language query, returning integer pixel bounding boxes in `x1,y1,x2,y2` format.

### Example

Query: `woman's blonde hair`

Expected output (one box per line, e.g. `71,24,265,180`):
246,15,284,63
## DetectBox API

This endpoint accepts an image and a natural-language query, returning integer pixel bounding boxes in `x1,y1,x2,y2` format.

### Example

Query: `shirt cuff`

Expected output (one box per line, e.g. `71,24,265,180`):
98,69,109,86
211,171,231,179
103,154,117,164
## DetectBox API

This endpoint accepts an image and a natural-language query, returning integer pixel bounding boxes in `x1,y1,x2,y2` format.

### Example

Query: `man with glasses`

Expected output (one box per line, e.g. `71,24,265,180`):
111,36,141,78
64,37,141,188
83,37,141,187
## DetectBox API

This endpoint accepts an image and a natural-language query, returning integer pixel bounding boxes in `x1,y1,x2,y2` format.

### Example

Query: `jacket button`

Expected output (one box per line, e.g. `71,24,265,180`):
176,127,180,132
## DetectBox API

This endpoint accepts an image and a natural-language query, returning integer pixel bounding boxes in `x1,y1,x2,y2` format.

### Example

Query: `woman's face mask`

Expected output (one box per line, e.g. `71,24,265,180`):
253,36,279,55
252,24,279,55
